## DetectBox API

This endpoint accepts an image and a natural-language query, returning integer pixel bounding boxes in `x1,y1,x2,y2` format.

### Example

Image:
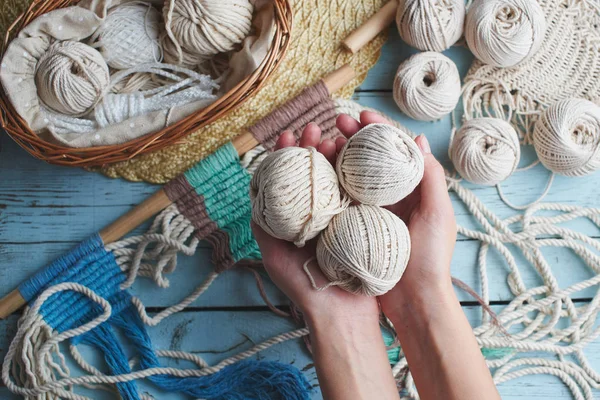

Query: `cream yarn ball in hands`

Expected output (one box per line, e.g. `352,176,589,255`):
90,2,162,70
396,0,465,52
35,41,110,117
336,123,424,206
465,0,546,68
393,52,461,121
450,118,520,185
533,99,600,177
250,146,345,247
315,205,411,297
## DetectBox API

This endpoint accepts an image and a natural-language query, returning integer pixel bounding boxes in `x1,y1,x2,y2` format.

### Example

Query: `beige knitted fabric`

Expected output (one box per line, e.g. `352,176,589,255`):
462,0,600,143
99,0,388,183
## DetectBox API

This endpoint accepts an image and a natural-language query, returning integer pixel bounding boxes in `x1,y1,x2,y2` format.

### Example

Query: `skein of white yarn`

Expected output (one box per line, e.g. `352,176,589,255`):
465,0,546,68
162,0,254,67
250,147,346,247
393,52,461,121
90,2,162,70
533,99,600,177
314,205,411,297
449,118,520,185
35,41,110,117
337,123,424,206
396,0,465,52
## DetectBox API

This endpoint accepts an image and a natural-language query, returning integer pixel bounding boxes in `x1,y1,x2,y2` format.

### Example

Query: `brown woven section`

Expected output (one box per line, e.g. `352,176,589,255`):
205,230,236,273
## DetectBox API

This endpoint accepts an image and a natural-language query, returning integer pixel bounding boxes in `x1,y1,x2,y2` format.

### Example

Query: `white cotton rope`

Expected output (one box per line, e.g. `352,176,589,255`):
533,98,600,177
35,41,110,117
336,123,424,206
393,52,461,121
465,0,547,68
90,2,162,70
250,146,347,247
313,205,411,297
449,117,521,185
396,0,465,52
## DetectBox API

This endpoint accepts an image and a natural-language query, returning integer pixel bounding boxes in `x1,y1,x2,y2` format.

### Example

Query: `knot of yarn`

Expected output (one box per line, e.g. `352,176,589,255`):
396,0,465,52
450,118,520,185
337,123,424,206
90,2,162,70
250,147,346,247
162,0,254,67
533,99,600,177
393,52,461,121
316,205,411,297
465,0,546,68
35,41,110,116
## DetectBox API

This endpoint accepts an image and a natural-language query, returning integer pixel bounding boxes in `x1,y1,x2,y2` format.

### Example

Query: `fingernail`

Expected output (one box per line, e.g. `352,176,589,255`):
418,134,431,154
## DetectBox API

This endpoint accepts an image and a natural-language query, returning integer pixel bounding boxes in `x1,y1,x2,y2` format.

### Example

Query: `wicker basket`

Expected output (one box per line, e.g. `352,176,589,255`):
0,0,292,167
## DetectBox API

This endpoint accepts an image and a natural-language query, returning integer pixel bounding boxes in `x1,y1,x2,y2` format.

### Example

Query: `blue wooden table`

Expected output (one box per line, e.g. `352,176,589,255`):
1,27,599,399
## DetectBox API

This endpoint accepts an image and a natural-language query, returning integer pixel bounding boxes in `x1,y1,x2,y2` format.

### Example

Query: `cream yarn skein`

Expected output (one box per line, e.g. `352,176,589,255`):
250,147,346,247
465,0,546,68
533,99,600,177
450,118,520,185
35,41,110,117
337,123,424,206
90,2,162,70
393,52,461,121
315,205,411,297
396,0,465,52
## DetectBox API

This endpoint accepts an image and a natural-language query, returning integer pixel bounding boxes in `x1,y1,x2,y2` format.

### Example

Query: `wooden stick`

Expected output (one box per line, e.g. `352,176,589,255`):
0,64,356,320
342,0,398,54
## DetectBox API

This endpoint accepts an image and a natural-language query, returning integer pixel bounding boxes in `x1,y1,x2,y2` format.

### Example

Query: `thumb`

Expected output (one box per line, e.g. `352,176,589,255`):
414,135,452,214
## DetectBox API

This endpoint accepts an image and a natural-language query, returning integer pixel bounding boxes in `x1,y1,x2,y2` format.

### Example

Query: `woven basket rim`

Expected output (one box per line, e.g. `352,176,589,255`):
0,0,293,167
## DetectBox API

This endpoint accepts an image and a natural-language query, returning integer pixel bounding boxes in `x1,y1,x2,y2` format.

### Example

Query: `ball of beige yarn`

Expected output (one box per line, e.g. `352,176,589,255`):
336,123,424,206
393,52,461,121
465,0,546,68
250,146,345,247
396,0,465,52
316,205,411,297
35,41,110,117
533,99,600,177
450,118,520,185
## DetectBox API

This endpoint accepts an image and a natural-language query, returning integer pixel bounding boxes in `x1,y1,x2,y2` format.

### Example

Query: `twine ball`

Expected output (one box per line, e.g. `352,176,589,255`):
337,124,424,206
393,52,461,121
533,99,600,177
90,2,162,70
450,118,520,185
396,0,465,52
316,205,411,297
250,147,345,247
465,0,546,68
35,41,110,117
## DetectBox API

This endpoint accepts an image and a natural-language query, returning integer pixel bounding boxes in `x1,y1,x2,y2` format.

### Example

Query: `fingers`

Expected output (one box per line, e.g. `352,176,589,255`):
335,137,347,153
336,114,362,138
318,139,336,164
275,130,295,150
299,122,322,148
359,110,391,126
414,135,452,214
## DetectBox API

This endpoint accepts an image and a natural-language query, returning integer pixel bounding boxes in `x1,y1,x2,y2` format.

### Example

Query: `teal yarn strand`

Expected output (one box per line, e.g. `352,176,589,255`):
382,329,401,365
481,347,513,359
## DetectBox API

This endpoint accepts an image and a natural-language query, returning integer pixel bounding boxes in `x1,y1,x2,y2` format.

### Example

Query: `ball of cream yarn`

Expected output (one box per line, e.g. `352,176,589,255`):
465,0,546,68
533,99,600,177
35,41,110,117
396,0,465,52
450,118,520,185
316,205,411,297
250,146,345,247
393,52,461,121
90,2,162,70
337,123,424,206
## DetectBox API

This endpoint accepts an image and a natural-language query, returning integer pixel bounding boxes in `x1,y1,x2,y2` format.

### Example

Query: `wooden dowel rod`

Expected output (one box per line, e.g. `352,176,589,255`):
0,289,25,320
342,0,397,54
322,64,356,94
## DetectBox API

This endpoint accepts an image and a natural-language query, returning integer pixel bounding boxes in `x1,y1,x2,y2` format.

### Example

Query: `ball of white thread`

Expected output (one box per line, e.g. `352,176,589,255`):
162,0,254,66
336,123,424,206
316,205,411,297
396,0,465,52
465,0,546,68
450,118,520,185
250,146,345,247
393,52,461,121
533,99,600,177
35,41,110,117
90,2,162,70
